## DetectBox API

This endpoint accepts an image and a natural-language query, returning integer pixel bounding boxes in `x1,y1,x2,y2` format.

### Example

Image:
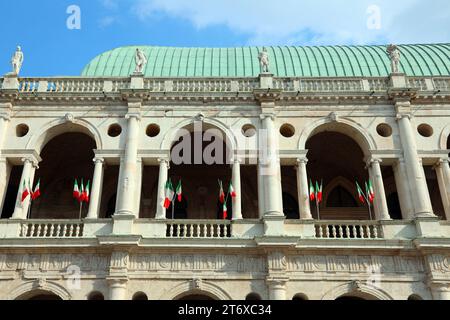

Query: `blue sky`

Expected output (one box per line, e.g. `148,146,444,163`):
0,0,449,76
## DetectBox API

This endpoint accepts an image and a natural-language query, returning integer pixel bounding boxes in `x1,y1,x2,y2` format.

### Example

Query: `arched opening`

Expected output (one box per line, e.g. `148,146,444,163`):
335,291,380,301
306,131,370,220
245,293,262,300
88,291,105,300
408,294,423,300
292,293,308,301
174,290,218,301
16,290,63,300
154,123,258,220
132,292,148,300
31,133,96,219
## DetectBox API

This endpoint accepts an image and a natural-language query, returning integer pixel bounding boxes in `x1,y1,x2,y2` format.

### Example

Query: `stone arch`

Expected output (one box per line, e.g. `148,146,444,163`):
26,117,102,153
321,281,393,301
160,117,238,153
322,177,359,208
8,280,71,300
438,124,450,150
160,280,232,301
298,117,376,156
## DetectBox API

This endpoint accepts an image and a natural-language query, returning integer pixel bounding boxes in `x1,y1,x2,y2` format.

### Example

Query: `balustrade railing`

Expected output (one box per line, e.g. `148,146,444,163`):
166,220,231,238
2,76,448,95
315,221,382,239
20,220,84,238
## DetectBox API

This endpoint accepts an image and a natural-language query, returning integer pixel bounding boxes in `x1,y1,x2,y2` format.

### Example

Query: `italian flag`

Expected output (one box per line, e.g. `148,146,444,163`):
316,180,323,204
73,179,80,200
164,180,174,209
356,181,365,204
79,179,85,203
21,180,30,202
309,180,315,201
176,180,182,202
366,180,375,203
229,182,236,198
219,180,225,204
32,179,41,200
222,203,228,220
83,180,90,203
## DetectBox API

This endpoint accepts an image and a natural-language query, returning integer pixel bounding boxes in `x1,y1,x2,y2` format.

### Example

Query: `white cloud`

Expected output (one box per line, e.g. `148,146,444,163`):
98,16,118,28
130,0,450,45
100,0,119,10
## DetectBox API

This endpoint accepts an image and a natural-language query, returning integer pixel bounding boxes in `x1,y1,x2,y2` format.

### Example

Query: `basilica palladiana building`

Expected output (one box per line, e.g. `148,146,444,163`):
0,43,449,300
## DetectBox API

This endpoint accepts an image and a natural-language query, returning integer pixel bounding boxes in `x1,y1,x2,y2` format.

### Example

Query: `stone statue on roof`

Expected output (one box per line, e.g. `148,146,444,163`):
134,48,148,74
386,44,401,74
259,47,270,73
11,46,24,76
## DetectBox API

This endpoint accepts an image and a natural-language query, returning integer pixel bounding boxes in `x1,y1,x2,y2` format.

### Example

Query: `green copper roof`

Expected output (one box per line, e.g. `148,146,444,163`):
81,44,450,78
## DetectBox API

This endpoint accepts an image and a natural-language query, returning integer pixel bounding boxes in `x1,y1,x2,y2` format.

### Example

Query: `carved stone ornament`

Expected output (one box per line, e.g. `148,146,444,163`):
64,113,75,123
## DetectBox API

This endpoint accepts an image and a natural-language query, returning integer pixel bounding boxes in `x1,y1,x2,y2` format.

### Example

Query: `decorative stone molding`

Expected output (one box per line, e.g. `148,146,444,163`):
125,112,141,121
64,113,75,123
328,112,339,123
259,113,276,121
267,252,287,272
194,113,205,122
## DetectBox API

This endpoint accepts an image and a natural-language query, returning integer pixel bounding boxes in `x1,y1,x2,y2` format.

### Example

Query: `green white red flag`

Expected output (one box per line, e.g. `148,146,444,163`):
367,180,375,203
83,180,90,203
219,180,225,204
309,180,315,201
32,179,41,200
164,180,174,209
316,180,323,204
356,181,365,204
21,180,30,202
176,180,182,202
73,179,80,200
229,182,236,198
222,203,228,220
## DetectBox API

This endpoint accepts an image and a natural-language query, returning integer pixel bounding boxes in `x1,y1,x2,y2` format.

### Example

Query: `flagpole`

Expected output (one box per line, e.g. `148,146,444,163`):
27,200,32,220
79,202,83,220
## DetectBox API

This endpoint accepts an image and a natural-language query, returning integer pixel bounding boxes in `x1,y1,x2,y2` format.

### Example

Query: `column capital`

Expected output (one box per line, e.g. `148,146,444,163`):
0,113,11,121
125,112,141,121
93,157,105,165
266,276,289,288
296,157,308,165
365,157,382,168
21,157,39,169
158,157,170,165
260,113,276,121
231,157,242,165
396,113,413,121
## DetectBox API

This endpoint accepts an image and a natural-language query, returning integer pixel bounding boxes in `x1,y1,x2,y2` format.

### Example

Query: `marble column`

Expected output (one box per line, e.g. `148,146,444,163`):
259,114,283,216
116,114,140,216
296,158,312,220
134,158,143,217
155,158,169,219
0,114,11,149
434,158,450,221
108,279,128,300
257,163,265,219
396,112,434,217
430,283,450,300
232,158,243,220
87,157,105,219
12,158,38,220
393,158,414,219
267,278,287,300
368,158,391,220
0,158,12,216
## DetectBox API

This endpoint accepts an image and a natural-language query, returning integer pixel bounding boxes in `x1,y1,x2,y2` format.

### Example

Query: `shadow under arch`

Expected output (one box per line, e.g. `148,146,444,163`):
322,176,360,207
26,118,102,153
321,281,393,301
298,118,376,156
160,117,238,153
160,280,232,301
439,124,450,150
9,280,71,300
